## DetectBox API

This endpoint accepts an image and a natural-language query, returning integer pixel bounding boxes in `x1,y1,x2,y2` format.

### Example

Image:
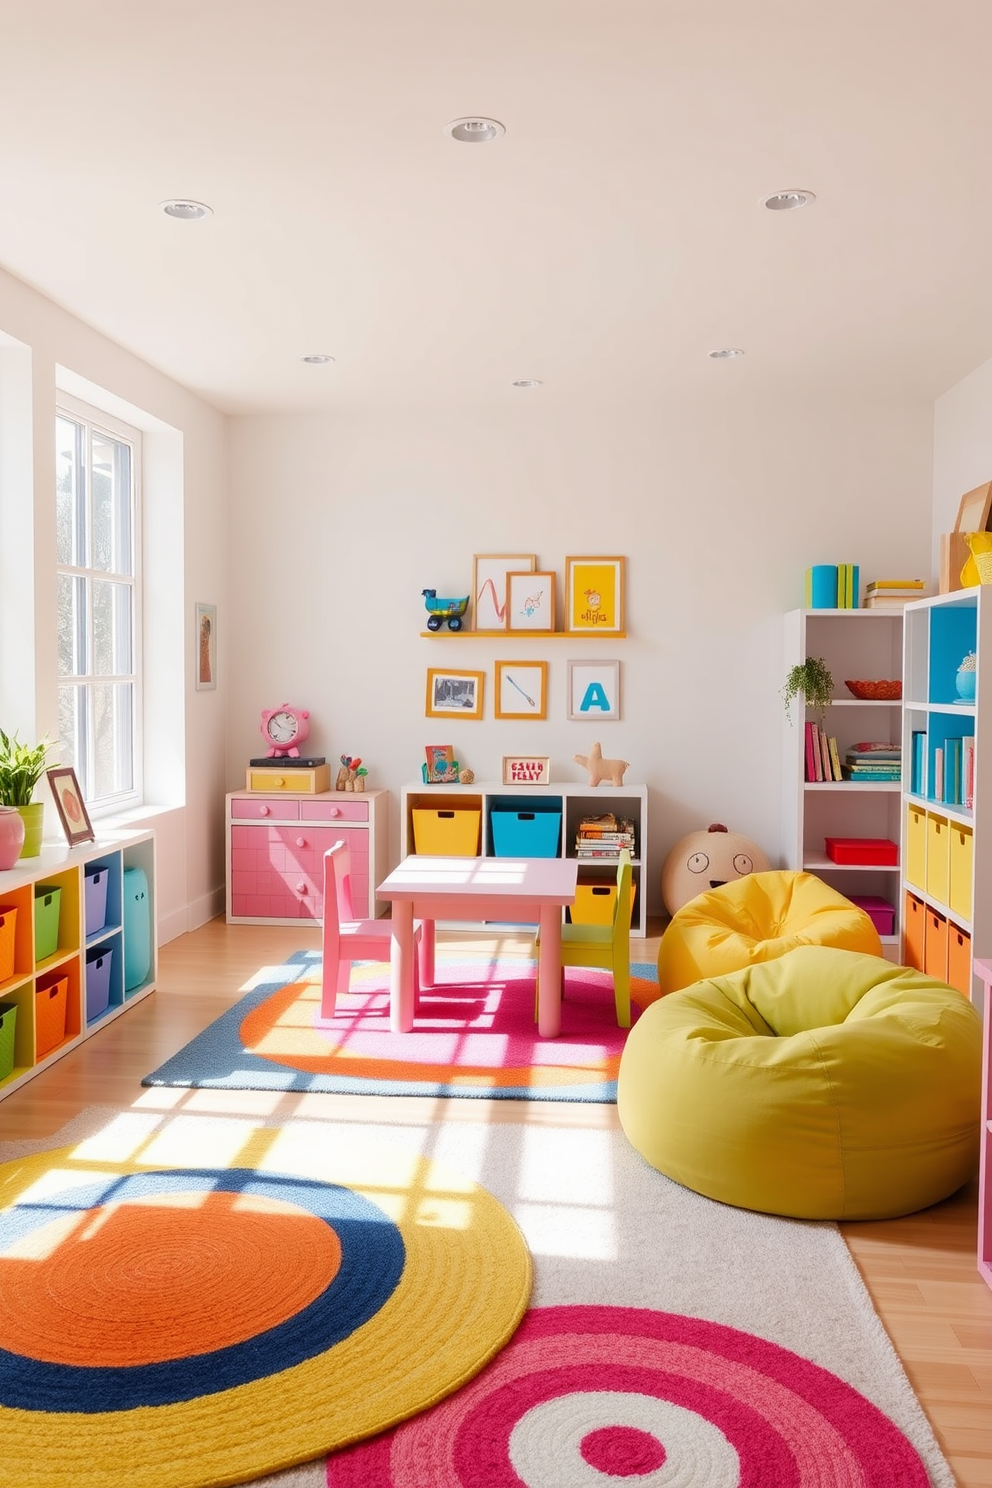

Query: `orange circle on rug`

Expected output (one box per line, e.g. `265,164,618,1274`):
0,1190,341,1367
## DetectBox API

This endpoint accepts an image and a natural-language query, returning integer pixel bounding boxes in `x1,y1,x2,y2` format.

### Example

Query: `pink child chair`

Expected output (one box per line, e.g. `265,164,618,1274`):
320,841,426,1019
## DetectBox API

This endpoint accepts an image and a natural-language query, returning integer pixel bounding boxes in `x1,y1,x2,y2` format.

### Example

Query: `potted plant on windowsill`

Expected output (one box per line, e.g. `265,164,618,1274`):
0,730,57,860
781,657,835,723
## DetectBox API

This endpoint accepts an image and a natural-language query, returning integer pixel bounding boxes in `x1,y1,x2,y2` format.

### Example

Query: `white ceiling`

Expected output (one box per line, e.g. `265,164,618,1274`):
2,0,991,413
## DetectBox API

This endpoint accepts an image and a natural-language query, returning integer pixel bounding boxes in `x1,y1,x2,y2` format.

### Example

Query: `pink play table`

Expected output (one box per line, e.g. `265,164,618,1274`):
376,854,579,1037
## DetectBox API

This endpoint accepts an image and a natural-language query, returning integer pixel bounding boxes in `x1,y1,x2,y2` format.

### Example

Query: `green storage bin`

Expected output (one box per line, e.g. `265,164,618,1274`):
34,885,62,962
0,1000,16,1082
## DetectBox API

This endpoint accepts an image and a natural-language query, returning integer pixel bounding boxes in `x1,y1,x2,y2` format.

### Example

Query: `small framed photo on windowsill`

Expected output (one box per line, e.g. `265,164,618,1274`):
47,766,96,847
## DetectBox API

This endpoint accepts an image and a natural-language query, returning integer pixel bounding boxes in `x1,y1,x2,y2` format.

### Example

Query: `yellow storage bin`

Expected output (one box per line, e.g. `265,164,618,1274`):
412,808,481,856
571,880,637,926
948,822,974,923
925,813,949,906
905,803,926,891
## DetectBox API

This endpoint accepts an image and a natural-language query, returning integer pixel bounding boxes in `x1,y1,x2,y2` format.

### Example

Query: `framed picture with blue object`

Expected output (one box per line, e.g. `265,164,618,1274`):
568,660,620,722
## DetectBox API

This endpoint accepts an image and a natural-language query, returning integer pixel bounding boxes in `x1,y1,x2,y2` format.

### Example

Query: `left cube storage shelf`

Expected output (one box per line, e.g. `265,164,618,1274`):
0,826,156,1103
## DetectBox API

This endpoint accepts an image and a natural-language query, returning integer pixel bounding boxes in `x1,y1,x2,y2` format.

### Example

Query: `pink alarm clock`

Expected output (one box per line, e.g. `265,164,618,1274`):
260,704,310,758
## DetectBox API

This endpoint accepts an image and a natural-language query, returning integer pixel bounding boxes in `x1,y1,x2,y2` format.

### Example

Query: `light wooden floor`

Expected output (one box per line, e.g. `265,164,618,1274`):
2,916,990,1484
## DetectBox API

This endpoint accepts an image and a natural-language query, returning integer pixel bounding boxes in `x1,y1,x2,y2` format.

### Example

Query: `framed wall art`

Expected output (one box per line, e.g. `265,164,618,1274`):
564,557,625,635
568,659,621,721
472,553,536,630
426,668,485,720
506,570,556,633
494,660,548,719
502,755,551,786
46,765,96,846
424,744,460,783
195,602,217,690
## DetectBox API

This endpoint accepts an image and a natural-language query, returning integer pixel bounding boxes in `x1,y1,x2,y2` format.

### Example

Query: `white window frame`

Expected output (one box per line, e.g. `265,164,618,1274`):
55,391,143,814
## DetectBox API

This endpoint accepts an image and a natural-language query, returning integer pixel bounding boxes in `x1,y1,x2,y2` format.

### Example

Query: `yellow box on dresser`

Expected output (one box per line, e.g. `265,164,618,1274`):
246,763,331,793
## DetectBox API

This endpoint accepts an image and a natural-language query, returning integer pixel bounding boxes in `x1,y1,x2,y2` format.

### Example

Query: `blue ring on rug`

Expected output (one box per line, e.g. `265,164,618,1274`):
0,1168,406,1413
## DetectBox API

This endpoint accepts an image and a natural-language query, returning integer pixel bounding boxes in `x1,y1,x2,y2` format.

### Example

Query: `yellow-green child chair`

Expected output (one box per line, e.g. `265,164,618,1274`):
536,851,633,1027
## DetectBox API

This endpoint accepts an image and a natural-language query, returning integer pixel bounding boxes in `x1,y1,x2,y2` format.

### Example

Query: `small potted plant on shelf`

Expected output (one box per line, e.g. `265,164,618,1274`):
955,651,977,702
0,729,57,860
782,657,834,722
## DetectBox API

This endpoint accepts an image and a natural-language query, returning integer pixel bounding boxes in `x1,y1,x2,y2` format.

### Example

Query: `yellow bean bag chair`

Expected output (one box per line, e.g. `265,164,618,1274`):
618,946,982,1220
657,869,881,995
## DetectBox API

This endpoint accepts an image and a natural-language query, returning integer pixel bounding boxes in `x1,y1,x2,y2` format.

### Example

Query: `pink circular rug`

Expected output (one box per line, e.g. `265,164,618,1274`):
325,1305,931,1486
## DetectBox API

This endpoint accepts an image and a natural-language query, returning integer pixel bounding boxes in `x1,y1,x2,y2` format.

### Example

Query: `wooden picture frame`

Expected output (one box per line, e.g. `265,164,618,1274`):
425,668,484,720
502,755,551,786
564,556,625,635
494,660,548,719
568,659,621,721
954,481,992,534
195,602,217,690
472,554,536,631
506,570,557,633
46,766,96,846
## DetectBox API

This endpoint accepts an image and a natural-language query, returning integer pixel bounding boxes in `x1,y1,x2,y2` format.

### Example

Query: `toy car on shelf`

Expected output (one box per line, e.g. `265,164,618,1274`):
422,588,469,631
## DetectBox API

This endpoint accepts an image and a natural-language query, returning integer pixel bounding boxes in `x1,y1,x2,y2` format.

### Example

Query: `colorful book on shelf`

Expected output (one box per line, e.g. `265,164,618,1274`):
819,728,833,781
804,722,818,782
865,579,927,591
805,565,839,609
964,736,975,810
862,595,914,609
934,747,944,802
945,737,963,805
828,736,843,781
911,730,926,795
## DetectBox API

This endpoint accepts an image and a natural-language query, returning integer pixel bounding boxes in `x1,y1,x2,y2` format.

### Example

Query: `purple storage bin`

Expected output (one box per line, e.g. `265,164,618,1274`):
84,867,109,937
850,895,896,937
85,945,113,1021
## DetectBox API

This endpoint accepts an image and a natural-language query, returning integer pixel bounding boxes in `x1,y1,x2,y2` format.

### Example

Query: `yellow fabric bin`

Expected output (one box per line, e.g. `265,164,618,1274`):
571,880,637,926
925,813,949,906
905,803,926,891
948,822,974,923
412,808,481,856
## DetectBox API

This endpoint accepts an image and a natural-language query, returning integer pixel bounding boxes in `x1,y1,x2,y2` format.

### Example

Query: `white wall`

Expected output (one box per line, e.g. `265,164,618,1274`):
0,266,228,939
228,393,934,916
934,355,992,564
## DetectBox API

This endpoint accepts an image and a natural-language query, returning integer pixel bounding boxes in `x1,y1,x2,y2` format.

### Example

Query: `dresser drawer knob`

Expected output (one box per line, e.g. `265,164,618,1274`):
259,805,270,816
327,807,340,817
297,881,307,894
296,836,306,848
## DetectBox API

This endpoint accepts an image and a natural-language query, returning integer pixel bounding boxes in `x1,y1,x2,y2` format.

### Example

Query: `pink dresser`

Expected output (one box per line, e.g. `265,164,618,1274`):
226,789,389,924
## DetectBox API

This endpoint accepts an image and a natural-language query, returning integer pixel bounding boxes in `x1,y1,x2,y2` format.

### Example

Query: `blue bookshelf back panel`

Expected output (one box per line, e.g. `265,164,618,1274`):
929,604,977,702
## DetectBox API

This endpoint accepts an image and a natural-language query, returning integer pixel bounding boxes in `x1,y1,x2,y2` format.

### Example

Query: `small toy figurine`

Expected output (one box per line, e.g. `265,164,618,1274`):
573,741,630,788
422,588,470,632
336,754,364,791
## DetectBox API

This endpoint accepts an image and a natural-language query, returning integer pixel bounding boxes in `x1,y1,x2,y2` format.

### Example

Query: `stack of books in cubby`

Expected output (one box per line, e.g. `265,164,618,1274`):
804,722,843,781
841,741,902,782
911,729,974,807
804,563,860,609
862,578,930,610
575,813,636,858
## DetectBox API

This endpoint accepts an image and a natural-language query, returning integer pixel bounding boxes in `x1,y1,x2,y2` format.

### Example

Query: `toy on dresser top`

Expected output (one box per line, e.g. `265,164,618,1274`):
335,755,369,793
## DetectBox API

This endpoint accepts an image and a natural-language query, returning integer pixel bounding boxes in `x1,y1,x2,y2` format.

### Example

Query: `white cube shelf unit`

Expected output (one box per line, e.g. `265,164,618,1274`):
399,780,648,937
783,609,904,956
0,828,156,1104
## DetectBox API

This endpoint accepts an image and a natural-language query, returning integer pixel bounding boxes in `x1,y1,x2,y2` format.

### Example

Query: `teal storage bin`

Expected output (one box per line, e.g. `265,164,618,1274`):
490,809,562,858
123,867,151,991
34,885,62,961
0,1000,16,1082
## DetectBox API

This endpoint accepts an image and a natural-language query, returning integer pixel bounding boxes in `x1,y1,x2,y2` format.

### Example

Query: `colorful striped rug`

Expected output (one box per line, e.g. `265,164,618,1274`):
142,951,661,1101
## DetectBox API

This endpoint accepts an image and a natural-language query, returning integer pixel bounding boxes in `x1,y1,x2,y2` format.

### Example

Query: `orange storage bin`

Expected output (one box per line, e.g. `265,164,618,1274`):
923,908,949,983
35,975,68,1058
903,891,925,971
947,923,972,997
0,905,16,982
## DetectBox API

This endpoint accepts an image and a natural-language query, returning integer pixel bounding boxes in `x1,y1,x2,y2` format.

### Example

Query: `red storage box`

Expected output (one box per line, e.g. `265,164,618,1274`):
824,837,899,866
849,895,896,936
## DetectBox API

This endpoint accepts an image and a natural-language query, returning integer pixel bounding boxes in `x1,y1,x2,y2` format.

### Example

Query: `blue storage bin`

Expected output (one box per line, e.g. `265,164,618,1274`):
122,867,151,991
84,866,109,937
85,945,113,1021
490,809,562,858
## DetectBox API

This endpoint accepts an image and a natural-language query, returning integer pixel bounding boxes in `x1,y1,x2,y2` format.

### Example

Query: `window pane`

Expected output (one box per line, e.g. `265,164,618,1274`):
92,579,132,676
92,682,133,798
56,573,86,676
55,416,83,567
57,686,80,779
91,432,132,575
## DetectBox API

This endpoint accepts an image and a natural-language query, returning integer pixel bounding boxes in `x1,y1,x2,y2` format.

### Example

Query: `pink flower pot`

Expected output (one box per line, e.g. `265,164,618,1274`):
0,807,26,870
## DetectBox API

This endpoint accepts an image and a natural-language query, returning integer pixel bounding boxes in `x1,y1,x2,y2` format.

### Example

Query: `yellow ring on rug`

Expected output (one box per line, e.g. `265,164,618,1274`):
0,1125,532,1488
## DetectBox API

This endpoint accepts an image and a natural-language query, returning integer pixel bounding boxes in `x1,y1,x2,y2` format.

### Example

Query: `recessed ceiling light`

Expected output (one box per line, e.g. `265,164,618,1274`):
300,354,335,365
707,348,744,360
761,189,816,211
160,199,213,220
512,379,543,388
445,117,505,143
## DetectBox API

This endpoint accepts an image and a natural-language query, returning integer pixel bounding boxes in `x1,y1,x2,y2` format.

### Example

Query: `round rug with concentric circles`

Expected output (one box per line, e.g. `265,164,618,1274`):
0,1129,532,1488
325,1305,932,1486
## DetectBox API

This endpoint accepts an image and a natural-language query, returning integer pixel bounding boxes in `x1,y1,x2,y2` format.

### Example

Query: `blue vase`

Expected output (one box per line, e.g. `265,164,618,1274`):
955,667,976,701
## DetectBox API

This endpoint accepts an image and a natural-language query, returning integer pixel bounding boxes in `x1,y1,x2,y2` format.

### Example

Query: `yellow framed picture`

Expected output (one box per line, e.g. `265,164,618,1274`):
564,556,625,635
425,668,484,720
494,660,548,719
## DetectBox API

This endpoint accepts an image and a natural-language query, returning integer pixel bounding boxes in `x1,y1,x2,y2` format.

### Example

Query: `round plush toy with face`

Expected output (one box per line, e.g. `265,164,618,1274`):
661,823,771,916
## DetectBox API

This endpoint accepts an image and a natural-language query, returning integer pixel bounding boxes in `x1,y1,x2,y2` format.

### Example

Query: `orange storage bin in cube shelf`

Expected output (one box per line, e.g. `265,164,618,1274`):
824,837,899,866
0,905,16,982
923,909,949,984
35,974,69,1059
903,891,925,971
946,923,972,997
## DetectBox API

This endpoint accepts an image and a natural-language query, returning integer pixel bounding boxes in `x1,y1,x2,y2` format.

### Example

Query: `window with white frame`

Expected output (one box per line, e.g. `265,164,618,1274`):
55,396,141,810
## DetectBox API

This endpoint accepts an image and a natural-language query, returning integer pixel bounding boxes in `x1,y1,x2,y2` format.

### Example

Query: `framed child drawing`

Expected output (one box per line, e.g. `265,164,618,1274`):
472,554,536,631
565,557,625,635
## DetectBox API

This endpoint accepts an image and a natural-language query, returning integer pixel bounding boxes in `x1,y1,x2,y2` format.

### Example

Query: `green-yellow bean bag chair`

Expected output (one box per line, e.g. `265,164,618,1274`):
617,946,982,1220
656,869,882,996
